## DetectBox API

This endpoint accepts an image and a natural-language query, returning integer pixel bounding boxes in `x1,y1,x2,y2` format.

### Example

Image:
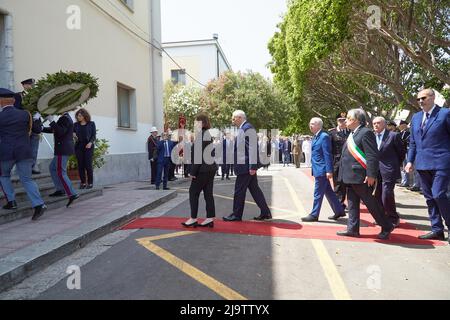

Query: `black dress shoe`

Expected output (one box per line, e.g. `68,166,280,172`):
301,215,319,222
336,230,360,238
49,191,65,197
408,186,421,192
418,231,445,240
391,219,401,228
32,170,41,175
254,215,272,221
181,221,199,228
3,201,18,210
378,230,392,240
86,185,93,190
223,214,242,222
328,213,346,221
32,205,47,221
198,221,215,228
66,194,80,208
163,187,170,190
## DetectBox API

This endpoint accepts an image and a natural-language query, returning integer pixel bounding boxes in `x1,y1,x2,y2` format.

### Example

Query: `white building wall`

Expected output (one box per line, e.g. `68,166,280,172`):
0,0,163,185
163,43,231,87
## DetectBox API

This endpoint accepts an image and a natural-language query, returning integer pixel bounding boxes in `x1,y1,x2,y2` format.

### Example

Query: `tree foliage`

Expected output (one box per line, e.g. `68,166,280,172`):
269,0,450,130
164,71,295,132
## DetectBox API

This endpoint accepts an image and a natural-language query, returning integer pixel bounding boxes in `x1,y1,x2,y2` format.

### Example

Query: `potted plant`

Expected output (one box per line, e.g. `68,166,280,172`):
67,134,110,181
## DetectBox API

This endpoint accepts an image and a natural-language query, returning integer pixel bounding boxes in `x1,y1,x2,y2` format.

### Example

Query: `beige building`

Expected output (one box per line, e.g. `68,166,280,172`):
0,0,164,185
162,36,232,87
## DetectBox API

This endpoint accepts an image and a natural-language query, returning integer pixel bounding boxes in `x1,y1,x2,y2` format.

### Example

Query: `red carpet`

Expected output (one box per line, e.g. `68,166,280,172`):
122,217,445,247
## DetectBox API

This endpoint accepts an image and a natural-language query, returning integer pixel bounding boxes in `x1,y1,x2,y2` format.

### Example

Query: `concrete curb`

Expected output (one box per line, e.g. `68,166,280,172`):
0,190,177,292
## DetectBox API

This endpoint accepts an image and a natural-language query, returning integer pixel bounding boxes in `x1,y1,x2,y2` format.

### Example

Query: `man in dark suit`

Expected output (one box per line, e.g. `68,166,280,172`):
399,120,411,187
302,118,346,222
329,113,350,209
155,132,175,190
223,110,271,222
282,137,292,167
373,117,405,227
337,109,394,240
0,88,47,220
43,113,79,207
405,89,450,242
221,133,233,180
147,127,159,185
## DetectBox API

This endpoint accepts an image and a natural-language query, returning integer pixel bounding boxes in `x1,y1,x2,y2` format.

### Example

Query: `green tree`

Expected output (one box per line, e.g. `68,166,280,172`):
163,81,203,130
203,71,294,131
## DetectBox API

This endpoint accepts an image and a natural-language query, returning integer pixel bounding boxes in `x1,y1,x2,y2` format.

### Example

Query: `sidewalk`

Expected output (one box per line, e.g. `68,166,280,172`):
0,179,187,292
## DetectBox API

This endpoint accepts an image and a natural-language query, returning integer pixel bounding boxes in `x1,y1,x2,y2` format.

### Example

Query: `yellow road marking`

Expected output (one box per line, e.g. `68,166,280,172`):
311,239,352,300
282,174,352,300
137,231,199,242
137,235,247,300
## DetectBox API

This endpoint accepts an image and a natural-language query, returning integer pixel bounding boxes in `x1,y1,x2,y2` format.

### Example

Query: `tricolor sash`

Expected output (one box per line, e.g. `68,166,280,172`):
347,133,367,169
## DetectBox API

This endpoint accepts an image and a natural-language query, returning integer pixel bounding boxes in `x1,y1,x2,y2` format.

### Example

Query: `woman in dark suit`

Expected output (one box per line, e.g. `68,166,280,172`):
73,108,96,189
182,114,217,228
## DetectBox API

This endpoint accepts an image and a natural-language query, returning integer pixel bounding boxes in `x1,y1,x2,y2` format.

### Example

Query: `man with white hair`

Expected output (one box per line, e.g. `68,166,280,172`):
302,118,346,222
373,116,405,228
337,109,394,240
147,127,160,185
223,110,272,222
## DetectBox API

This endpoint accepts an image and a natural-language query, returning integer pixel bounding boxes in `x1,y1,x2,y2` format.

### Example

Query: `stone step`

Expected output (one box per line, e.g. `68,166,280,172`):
0,187,103,225
10,174,53,189
0,183,56,203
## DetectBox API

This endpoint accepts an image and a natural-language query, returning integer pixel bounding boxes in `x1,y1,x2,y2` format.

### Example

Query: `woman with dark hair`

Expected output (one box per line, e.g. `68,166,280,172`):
73,108,96,189
182,113,217,228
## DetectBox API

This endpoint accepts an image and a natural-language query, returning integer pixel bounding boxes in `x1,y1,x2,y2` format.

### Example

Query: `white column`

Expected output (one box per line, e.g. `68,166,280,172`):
149,0,164,132
4,14,14,90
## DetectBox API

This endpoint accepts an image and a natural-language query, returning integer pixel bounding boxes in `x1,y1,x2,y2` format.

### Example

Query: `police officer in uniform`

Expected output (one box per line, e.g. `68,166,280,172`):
14,78,34,110
43,112,79,207
328,112,350,215
0,88,47,220
14,79,42,174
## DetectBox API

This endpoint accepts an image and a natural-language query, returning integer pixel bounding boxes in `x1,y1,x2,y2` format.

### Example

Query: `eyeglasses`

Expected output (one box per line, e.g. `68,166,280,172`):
417,96,428,102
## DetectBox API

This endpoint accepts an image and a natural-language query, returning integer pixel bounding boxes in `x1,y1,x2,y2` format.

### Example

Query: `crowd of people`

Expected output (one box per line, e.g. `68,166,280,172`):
1,81,449,244
147,89,449,243
0,79,98,221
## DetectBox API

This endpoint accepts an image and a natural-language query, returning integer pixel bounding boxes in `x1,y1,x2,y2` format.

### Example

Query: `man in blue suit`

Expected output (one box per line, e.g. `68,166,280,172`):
302,118,346,222
223,110,272,222
0,88,47,220
373,117,405,228
406,89,450,242
155,132,175,190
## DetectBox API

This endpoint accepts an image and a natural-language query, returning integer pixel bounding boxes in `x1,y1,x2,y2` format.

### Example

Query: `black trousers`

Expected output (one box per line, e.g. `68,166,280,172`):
333,161,347,206
233,174,271,218
169,161,176,179
375,175,399,223
150,160,157,184
221,164,230,178
346,183,392,233
189,171,216,219
75,147,94,185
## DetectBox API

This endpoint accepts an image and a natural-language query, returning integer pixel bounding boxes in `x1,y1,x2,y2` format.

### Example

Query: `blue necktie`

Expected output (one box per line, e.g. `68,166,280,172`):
165,141,169,157
377,134,383,150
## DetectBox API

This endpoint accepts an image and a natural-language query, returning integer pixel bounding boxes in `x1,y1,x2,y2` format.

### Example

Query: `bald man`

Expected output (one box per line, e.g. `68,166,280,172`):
406,89,450,242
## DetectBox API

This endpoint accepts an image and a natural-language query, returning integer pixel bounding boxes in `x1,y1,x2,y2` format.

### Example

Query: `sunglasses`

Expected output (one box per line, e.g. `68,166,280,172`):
417,96,428,102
